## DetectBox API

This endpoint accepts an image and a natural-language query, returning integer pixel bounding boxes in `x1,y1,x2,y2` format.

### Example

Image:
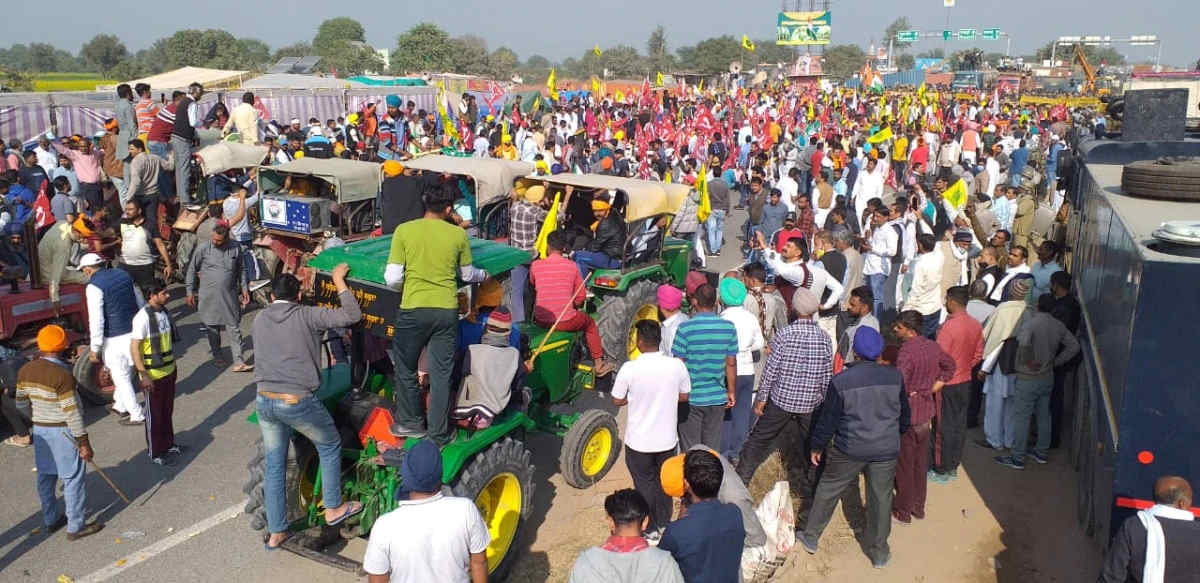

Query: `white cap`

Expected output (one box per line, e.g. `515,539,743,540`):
75,253,105,270
290,118,301,125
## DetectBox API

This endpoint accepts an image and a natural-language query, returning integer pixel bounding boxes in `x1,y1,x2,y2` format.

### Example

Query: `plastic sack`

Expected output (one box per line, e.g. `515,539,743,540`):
741,480,796,582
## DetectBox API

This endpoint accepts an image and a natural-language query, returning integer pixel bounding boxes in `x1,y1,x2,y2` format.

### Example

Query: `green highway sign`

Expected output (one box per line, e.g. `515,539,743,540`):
959,28,977,40
943,30,955,40
982,28,1000,40
896,30,920,42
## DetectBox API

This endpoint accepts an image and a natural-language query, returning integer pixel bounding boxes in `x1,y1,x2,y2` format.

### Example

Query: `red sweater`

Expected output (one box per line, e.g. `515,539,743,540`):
897,336,955,426
936,311,984,385
529,254,585,323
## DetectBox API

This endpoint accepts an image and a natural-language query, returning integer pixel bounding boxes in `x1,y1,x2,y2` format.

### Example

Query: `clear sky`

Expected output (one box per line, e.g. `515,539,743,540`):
10,0,1192,66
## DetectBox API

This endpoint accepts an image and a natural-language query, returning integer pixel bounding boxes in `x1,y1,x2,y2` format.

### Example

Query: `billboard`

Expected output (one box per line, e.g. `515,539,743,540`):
776,11,832,46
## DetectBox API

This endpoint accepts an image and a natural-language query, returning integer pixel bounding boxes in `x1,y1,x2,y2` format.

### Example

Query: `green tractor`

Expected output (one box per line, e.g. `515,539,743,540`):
242,174,695,580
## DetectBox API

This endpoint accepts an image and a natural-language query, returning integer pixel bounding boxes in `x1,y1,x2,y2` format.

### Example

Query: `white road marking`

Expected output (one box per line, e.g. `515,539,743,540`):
75,501,246,583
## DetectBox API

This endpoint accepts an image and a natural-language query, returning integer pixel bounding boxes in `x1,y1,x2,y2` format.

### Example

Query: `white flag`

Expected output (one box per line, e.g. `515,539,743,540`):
944,0,956,6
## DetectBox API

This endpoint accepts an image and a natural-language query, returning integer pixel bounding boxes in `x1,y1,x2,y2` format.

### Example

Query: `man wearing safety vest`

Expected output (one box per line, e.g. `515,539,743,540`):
130,284,181,467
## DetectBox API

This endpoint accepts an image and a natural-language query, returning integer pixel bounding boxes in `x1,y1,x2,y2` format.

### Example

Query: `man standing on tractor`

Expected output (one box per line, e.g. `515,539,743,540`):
81,252,145,426
671,283,738,452
253,266,365,550
185,224,251,370
363,439,490,583
15,325,105,540
509,184,568,324
38,220,89,316
530,231,613,376
130,284,181,467
385,185,489,444
119,199,172,296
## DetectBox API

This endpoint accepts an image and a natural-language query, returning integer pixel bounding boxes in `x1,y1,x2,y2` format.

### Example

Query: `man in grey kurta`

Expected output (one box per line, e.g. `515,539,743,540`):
114,85,137,156
185,224,250,371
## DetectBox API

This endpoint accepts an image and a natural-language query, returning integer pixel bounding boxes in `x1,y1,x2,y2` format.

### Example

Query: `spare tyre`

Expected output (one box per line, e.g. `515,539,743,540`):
1121,158,1200,201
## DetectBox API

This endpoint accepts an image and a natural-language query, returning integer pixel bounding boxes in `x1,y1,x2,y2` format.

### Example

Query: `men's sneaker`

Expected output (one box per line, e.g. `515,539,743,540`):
105,404,129,418
119,417,145,427
974,438,1002,450
389,424,427,439
994,455,1025,470
151,456,174,467
166,445,185,456
66,522,104,541
872,551,892,569
927,470,953,485
645,529,663,547
45,515,68,534
1028,451,1049,464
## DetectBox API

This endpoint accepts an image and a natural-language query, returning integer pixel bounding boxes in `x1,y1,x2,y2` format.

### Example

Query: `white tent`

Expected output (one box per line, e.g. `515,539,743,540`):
106,66,250,91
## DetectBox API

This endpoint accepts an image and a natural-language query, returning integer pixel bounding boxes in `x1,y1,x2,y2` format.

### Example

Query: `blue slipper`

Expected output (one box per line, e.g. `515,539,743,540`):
325,501,364,527
264,533,291,551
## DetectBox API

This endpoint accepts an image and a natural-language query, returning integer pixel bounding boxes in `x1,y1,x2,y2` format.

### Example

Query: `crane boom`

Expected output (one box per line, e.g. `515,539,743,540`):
1073,44,1096,94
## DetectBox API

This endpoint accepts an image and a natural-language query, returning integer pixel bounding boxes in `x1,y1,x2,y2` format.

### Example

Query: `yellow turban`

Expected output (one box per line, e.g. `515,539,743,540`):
524,185,546,204
591,200,611,211
383,160,405,177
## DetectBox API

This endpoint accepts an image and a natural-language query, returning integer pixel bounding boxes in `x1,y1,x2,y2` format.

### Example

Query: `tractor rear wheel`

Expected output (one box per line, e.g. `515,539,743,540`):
243,437,316,533
451,437,534,582
72,350,114,406
559,409,620,488
594,279,660,365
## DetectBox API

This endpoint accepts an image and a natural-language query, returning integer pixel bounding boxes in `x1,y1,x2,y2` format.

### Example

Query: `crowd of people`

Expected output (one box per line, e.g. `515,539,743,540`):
2,68,1194,582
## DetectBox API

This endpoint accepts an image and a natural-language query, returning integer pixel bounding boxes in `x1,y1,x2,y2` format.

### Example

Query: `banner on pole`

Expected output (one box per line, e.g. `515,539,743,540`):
776,11,832,46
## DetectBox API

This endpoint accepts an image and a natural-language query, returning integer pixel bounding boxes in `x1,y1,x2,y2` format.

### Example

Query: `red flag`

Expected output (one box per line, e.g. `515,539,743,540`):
33,183,53,229
639,77,652,107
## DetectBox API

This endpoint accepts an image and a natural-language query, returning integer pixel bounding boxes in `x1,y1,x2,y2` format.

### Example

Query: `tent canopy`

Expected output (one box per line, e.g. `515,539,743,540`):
401,155,533,208
516,174,689,222
195,142,269,176
241,74,359,90
116,67,249,91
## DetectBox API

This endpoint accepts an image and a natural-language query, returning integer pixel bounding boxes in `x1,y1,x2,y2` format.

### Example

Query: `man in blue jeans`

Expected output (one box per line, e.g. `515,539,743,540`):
995,293,1079,470
575,199,625,277
253,265,364,549
861,207,897,318
704,164,731,257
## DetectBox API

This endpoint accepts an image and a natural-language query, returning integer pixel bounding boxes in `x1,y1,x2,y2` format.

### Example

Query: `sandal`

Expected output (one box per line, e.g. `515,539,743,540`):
263,532,291,551
231,363,254,373
325,501,364,527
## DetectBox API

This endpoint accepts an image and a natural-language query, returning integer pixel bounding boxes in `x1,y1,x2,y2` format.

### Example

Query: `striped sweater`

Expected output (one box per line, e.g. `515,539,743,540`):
14,358,87,440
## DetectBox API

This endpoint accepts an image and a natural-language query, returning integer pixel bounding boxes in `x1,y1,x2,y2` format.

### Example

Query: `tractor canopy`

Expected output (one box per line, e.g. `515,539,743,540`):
257,158,384,204
513,174,690,222
402,155,534,210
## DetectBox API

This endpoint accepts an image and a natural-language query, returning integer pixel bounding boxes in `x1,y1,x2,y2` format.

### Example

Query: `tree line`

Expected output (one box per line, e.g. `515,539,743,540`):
0,17,1130,84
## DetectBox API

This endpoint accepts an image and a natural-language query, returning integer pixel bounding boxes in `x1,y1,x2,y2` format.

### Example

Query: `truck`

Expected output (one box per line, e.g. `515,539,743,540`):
1063,138,1200,546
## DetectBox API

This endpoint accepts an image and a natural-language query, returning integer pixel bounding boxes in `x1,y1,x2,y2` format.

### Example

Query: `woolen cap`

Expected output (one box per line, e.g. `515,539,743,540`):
486,307,512,332
685,271,707,296
791,287,820,316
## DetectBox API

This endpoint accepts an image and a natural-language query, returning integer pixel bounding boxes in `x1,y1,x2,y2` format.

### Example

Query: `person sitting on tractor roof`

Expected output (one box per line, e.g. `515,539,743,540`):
530,230,614,377
574,197,626,279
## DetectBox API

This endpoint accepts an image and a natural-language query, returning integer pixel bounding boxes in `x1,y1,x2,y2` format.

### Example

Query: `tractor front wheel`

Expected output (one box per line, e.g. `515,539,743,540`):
451,437,534,582
243,437,316,532
559,409,620,488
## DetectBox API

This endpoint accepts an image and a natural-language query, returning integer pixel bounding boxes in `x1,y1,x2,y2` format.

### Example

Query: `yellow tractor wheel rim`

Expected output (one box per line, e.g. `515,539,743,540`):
475,472,522,573
627,304,661,360
580,427,613,477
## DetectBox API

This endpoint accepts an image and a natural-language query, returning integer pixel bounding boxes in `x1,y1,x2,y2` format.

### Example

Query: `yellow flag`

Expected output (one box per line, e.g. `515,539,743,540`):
656,71,664,87
593,44,602,57
943,178,969,210
741,35,756,52
696,163,712,223
531,95,541,112
615,90,625,103
867,126,892,144
664,172,672,184
806,101,815,121
546,68,558,101
533,193,561,259
435,82,460,144
697,79,704,92
917,81,927,101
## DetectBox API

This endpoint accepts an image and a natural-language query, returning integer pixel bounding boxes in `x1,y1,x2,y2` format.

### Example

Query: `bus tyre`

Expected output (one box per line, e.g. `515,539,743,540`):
559,409,620,488
1122,159,1200,201
451,438,534,582
595,279,659,365
243,437,309,533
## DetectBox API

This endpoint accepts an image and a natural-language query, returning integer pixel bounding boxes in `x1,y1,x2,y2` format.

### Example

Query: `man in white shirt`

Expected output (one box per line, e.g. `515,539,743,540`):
777,168,799,214
861,207,898,318
612,320,690,536
901,234,945,337
81,253,146,424
990,245,1032,303
755,231,844,314
851,158,883,232
363,440,490,583
222,92,261,145
717,278,763,462
657,285,688,358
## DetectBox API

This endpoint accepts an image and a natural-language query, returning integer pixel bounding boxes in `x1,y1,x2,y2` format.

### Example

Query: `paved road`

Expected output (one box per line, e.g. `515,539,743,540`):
0,209,1098,582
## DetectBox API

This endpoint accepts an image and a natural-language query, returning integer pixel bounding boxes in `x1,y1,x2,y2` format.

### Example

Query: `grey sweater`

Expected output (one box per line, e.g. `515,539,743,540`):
568,547,684,583
252,291,361,395
1014,311,1079,379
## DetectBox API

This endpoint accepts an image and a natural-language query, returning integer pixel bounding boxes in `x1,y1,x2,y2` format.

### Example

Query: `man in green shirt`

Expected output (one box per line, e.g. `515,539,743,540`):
385,185,488,445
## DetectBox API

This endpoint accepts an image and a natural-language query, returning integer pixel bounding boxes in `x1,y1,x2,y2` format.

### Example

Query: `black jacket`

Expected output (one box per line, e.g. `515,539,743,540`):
588,215,626,258
1099,513,1200,583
